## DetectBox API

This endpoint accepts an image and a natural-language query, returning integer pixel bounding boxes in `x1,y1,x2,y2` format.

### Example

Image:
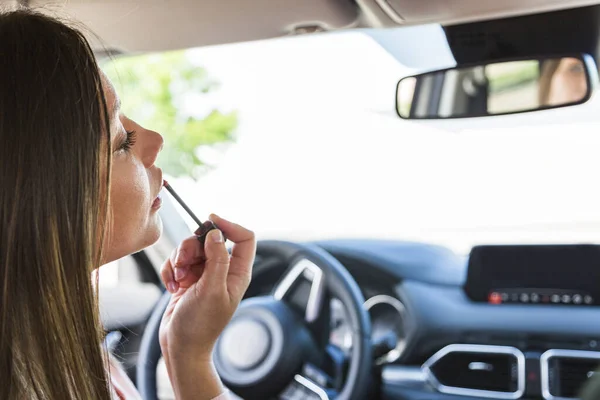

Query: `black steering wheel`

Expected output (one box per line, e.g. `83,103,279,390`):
137,240,373,400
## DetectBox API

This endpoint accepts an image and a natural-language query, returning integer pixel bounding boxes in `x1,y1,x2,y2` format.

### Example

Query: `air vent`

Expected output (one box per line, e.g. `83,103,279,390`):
541,349,600,400
423,344,525,399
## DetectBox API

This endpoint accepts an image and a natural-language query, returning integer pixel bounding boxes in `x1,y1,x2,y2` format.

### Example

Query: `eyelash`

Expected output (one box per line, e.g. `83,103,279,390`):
119,130,137,153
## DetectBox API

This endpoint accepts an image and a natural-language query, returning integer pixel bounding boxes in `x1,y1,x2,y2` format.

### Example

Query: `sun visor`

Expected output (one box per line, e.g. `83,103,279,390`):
443,5,600,65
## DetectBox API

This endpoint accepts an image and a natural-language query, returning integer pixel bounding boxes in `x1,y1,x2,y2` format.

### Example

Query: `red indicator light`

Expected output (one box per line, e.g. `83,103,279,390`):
489,292,502,304
542,295,550,303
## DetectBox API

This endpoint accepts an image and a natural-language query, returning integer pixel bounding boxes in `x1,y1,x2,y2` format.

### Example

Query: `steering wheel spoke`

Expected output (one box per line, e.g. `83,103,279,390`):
273,258,326,323
272,257,332,348
279,350,347,400
279,373,336,400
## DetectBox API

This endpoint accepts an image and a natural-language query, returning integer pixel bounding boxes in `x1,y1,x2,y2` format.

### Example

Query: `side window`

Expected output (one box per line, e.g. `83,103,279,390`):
97,254,163,380
96,260,119,287
94,256,142,288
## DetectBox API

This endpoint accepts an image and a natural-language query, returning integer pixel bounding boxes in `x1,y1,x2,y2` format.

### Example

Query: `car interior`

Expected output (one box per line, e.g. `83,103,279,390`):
12,0,600,399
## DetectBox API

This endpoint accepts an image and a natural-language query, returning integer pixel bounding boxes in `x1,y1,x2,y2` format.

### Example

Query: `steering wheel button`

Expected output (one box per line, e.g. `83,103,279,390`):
220,318,271,370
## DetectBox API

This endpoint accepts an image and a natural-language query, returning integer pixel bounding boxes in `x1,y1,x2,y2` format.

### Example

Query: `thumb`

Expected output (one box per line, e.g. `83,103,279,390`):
201,229,230,288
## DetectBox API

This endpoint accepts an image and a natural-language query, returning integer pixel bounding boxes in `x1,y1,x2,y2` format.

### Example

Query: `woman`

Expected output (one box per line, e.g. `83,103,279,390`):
539,57,588,106
0,8,255,400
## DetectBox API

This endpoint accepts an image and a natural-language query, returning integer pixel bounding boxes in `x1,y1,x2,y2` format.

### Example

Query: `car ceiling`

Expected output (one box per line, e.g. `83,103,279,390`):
5,0,600,53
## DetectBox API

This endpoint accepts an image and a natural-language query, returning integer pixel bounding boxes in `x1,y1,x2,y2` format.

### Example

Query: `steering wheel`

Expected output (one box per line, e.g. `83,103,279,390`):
137,240,373,400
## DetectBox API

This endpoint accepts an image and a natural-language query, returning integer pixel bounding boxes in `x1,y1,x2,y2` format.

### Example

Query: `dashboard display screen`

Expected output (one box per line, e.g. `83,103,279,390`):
464,245,600,306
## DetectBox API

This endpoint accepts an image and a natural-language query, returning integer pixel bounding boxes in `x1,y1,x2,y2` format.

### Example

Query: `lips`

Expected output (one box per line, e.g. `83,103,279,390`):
151,194,162,209
151,169,164,210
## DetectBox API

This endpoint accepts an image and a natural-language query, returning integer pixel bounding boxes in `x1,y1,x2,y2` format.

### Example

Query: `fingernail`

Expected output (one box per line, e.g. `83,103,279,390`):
174,267,188,281
175,249,187,266
210,229,223,243
167,282,178,293
211,212,227,221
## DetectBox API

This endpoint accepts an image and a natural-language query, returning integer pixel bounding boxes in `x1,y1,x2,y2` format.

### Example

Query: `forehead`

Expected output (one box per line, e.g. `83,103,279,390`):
99,70,119,118
558,57,581,69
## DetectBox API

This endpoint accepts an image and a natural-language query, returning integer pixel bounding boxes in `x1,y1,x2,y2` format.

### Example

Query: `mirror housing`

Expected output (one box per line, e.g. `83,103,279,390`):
396,54,597,119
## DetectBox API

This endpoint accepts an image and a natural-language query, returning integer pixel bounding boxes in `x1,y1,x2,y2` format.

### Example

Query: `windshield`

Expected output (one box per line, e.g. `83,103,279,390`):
103,29,600,255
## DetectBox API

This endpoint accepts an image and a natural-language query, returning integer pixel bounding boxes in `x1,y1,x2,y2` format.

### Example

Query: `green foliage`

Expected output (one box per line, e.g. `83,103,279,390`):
102,51,237,180
487,61,539,94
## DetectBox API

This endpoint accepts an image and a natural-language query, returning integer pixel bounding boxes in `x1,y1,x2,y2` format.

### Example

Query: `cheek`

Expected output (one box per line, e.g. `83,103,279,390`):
560,75,585,100
105,160,153,258
574,74,587,95
112,165,148,219
550,75,569,100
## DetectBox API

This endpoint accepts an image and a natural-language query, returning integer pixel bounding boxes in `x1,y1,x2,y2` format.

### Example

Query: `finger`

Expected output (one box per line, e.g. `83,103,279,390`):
161,249,179,293
209,214,256,261
173,235,206,266
209,214,255,296
171,236,206,284
202,229,230,288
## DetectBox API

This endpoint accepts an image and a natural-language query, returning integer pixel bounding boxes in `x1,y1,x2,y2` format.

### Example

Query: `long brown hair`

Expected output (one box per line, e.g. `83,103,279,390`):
0,8,113,399
538,59,561,106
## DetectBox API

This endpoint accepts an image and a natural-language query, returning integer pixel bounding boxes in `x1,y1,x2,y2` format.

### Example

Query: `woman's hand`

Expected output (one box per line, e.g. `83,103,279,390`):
158,214,256,399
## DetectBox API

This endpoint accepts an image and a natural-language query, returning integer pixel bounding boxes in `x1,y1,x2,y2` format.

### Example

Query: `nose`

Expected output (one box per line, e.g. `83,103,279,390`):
141,129,164,168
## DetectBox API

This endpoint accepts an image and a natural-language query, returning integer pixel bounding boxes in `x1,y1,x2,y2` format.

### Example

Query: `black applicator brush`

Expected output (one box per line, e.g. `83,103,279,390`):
162,180,224,245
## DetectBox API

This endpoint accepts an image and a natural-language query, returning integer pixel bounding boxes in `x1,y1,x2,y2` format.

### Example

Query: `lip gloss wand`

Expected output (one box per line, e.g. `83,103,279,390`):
162,180,224,245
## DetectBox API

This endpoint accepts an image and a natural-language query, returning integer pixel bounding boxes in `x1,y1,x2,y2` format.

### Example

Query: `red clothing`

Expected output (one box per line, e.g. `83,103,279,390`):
108,356,142,400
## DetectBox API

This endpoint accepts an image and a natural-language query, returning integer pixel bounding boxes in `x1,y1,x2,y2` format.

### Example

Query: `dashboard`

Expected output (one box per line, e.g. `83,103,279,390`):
249,239,600,400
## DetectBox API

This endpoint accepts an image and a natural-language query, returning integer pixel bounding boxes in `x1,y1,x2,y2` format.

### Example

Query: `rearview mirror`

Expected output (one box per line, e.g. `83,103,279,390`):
396,54,596,119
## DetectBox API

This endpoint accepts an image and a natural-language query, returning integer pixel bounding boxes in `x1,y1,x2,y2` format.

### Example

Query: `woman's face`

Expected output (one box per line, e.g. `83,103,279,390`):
547,57,588,106
101,72,165,264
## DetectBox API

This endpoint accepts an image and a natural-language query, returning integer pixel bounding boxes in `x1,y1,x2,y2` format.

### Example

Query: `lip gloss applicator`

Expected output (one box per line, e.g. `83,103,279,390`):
162,179,224,245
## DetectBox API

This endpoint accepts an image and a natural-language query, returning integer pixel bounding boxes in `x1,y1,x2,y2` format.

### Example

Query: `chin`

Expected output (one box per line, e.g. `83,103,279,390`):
141,215,163,249
102,216,164,265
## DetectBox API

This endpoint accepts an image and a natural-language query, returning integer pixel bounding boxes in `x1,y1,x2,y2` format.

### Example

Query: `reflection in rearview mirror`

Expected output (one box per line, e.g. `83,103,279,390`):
396,55,595,119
